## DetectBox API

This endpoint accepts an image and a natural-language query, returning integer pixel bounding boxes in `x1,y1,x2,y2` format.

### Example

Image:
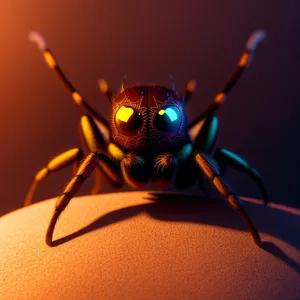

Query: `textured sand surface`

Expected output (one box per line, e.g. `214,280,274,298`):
0,191,299,300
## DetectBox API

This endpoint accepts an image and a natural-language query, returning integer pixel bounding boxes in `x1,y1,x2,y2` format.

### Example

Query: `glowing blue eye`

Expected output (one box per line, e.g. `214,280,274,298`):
158,108,178,122
165,108,178,121
154,105,181,133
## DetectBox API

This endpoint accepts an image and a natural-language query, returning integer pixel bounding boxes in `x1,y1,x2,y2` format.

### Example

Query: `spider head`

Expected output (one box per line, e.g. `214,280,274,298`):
110,85,189,155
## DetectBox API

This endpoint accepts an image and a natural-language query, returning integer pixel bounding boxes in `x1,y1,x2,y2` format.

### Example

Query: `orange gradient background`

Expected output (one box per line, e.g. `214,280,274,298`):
0,0,300,216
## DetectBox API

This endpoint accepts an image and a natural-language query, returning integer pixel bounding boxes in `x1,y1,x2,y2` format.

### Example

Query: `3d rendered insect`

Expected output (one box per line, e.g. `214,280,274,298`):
25,30,268,247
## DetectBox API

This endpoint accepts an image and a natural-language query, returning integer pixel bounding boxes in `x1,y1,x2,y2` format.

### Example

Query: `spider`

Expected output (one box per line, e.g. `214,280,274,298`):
25,30,268,247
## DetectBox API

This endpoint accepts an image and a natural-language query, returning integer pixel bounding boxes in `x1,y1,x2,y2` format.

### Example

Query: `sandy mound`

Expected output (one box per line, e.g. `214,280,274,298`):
0,191,299,299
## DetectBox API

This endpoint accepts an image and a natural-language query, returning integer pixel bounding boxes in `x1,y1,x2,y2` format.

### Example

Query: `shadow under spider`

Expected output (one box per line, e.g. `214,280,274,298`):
52,191,300,275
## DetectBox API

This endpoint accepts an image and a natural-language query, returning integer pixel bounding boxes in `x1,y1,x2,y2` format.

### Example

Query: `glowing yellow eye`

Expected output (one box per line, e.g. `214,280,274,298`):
116,106,134,122
115,106,143,136
158,109,165,115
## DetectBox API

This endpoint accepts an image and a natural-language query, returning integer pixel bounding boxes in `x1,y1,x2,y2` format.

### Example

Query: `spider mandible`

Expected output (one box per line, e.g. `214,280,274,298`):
25,30,268,247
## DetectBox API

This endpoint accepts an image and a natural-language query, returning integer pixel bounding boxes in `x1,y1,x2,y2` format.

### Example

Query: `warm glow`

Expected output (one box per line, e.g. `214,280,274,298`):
120,86,125,93
98,79,109,93
108,143,124,160
43,51,56,68
238,52,250,67
72,92,83,104
186,80,197,92
158,109,165,115
47,148,81,171
214,92,226,104
35,168,48,181
116,106,134,122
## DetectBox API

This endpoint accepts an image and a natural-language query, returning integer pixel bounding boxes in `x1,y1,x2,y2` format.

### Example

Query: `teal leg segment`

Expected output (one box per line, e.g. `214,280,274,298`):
190,115,219,154
215,148,268,206
190,115,219,196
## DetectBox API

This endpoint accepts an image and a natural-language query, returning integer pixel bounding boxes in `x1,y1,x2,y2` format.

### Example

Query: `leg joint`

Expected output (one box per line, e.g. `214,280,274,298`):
76,174,85,182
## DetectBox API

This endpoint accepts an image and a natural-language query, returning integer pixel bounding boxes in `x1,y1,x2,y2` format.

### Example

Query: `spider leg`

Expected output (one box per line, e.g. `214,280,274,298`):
74,158,103,195
188,30,265,131
195,152,262,246
184,80,197,103
79,113,147,189
28,31,110,141
194,115,218,195
46,152,122,246
191,115,219,151
23,148,84,207
183,115,218,194
90,170,102,195
215,148,268,206
97,79,113,102
79,114,123,190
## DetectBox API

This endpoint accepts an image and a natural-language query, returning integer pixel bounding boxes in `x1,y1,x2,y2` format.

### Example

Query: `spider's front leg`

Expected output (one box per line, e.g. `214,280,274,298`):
79,114,148,189
195,153,262,246
46,152,123,246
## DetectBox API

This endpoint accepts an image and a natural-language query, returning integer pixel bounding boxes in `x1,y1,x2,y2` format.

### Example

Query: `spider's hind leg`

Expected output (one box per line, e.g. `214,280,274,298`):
215,148,268,205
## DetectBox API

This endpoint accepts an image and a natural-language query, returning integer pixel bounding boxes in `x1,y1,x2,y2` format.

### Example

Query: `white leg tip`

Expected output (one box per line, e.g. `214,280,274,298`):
28,31,48,51
246,29,266,51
